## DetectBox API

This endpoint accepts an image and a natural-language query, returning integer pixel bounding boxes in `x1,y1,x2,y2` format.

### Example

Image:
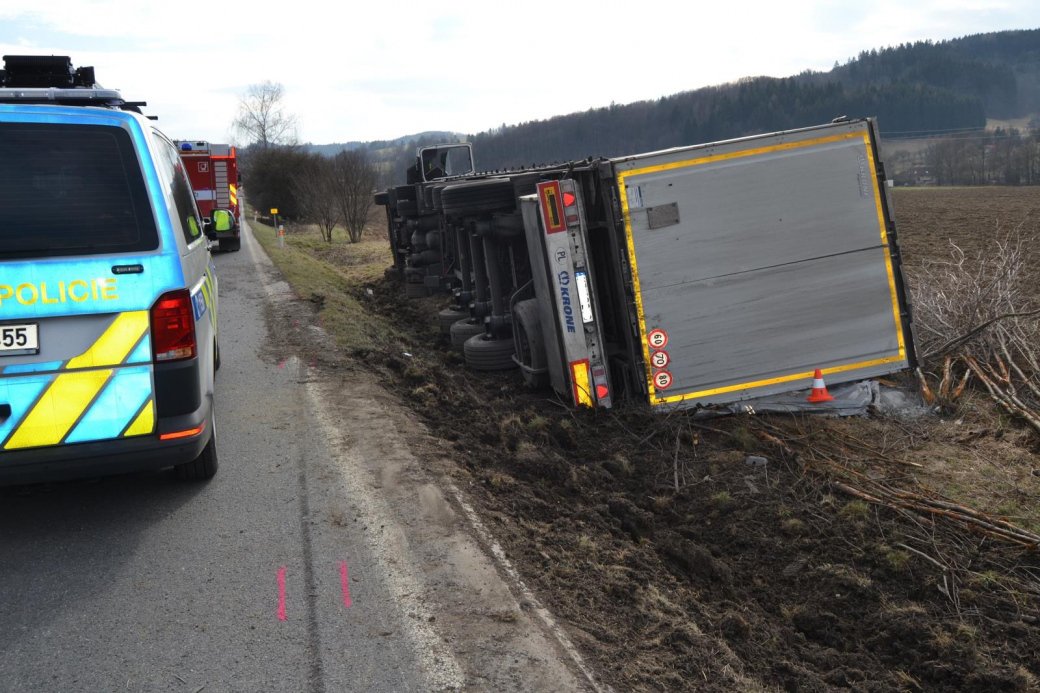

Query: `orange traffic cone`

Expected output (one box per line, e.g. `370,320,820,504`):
807,368,835,403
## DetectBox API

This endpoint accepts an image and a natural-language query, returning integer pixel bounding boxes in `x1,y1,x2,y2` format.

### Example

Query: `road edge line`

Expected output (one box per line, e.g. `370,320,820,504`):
443,480,614,693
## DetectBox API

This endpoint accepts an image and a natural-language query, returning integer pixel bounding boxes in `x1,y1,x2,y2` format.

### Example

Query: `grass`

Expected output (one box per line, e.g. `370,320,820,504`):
248,210,398,353
882,546,912,573
838,500,870,523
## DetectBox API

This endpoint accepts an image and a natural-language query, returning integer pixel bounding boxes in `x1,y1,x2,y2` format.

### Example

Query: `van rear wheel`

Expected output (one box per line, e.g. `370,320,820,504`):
175,418,219,481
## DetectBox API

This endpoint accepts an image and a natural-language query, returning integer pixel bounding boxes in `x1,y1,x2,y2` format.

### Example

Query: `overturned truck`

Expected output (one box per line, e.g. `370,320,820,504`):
374,118,918,412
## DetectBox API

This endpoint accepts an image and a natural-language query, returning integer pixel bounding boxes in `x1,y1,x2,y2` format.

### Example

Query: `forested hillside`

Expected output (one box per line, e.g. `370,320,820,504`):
311,29,1038,183
467,29,1038,172
468,79,986,170
809,30,1040,118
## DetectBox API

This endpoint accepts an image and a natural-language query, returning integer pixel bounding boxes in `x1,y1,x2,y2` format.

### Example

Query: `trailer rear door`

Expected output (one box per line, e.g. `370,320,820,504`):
612,119,915,410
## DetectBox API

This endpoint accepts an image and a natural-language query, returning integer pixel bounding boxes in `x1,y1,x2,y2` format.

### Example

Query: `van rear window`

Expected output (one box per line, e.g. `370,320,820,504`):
0,122,159,259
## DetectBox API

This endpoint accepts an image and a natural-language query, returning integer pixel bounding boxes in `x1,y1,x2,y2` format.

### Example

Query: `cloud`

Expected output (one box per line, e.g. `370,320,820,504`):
1,0,1035,143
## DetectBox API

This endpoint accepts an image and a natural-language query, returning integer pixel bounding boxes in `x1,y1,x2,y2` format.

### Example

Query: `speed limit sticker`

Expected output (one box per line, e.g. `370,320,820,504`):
647,329,668,349
653,370,673,390
650,350,670,369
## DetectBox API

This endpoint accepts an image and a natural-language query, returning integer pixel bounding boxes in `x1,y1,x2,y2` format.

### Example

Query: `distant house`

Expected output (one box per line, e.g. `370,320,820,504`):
892,166,935,186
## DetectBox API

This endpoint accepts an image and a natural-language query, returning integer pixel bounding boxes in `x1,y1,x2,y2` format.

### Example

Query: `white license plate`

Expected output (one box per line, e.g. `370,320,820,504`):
0,324,39,355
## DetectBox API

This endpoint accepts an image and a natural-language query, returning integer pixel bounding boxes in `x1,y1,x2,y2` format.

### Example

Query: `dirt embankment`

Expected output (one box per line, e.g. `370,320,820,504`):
356,279,1040,693
253,191,1040,692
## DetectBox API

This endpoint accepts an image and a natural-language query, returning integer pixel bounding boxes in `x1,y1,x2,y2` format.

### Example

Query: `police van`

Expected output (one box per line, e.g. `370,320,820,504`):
0,56,225,484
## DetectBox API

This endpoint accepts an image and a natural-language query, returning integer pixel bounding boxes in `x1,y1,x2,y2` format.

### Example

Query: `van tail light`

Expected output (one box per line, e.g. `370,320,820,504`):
151,289,196,362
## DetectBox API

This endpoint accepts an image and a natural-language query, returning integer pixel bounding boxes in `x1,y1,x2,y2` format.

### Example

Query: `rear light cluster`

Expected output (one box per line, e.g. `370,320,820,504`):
159,421,205,441
151,289,196,362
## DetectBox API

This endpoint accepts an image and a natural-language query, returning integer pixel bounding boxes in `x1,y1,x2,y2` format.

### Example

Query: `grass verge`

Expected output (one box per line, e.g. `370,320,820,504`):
248,212,400,353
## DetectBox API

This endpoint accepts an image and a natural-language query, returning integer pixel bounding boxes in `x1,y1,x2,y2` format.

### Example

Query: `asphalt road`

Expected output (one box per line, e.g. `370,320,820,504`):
0,233,429,692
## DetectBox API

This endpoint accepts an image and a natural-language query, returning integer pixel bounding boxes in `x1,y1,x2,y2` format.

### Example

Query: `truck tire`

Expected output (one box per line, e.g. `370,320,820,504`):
384,265,399,282
405,282,427,298
450,319,484,350
513,299,549,388
397,199,418,216
410,229,427,248
441,179,515,216
438,307,470,333
394,184,417,202
404,267,424,281
373,191,390,206
464,334,518,371
425,230,440,249
175,418,218,481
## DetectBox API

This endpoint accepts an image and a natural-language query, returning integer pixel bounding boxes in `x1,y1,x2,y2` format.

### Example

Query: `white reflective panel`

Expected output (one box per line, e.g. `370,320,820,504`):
575,271,593,324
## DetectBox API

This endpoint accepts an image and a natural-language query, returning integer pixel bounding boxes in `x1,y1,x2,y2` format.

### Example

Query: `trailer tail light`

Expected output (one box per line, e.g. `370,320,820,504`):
561,183,580,226
592,365,612,408
570,359,593,407
151,289,196,362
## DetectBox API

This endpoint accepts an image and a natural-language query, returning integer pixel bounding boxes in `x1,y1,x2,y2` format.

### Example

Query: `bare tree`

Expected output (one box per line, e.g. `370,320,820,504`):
292,155,340,243
332,150,378,244
232,81,299,150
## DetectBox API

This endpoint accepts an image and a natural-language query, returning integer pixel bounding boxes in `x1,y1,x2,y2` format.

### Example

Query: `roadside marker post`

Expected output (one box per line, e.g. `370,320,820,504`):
270,208,280,248
279,225,285,249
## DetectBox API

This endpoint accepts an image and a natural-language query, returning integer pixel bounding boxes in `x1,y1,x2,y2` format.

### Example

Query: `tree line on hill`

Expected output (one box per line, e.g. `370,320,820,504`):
888,126,1040,186
243,146,377,242
434,29,1040,184
466,78,986,171
802,31,1040,118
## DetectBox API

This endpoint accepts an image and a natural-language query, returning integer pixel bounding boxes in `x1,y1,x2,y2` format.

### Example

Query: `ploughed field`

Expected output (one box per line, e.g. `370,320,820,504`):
252,190,1040,693
895,187,1040,300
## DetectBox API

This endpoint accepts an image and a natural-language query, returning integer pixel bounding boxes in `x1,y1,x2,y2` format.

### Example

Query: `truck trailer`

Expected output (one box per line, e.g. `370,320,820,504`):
374,118,918,413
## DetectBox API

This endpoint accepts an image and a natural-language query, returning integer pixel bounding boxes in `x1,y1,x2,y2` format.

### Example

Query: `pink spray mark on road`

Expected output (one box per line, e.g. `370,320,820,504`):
276,358,286,370
339,561,352,607
277,566,287,621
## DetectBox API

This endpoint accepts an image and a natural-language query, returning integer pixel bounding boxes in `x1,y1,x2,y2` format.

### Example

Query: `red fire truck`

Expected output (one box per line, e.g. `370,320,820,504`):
176,140,241,251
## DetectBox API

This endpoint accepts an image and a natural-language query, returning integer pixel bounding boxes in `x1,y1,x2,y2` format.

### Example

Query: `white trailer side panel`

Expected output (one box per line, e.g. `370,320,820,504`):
611,119,913,409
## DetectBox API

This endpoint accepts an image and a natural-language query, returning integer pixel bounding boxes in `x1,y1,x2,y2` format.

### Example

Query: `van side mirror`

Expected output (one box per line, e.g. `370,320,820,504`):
212,209,234,232
201,217,215,239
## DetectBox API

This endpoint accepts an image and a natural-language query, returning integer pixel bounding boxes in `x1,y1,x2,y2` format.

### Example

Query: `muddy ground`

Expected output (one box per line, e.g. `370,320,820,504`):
895,187,1040,297
258,189,1040,692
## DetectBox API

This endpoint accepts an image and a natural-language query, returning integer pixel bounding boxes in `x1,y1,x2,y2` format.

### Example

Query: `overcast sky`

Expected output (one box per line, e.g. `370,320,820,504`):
1,1,1036,145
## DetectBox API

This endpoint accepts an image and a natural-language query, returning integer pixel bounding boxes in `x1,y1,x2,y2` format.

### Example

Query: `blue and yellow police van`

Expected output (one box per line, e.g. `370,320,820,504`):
0,56,224,484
